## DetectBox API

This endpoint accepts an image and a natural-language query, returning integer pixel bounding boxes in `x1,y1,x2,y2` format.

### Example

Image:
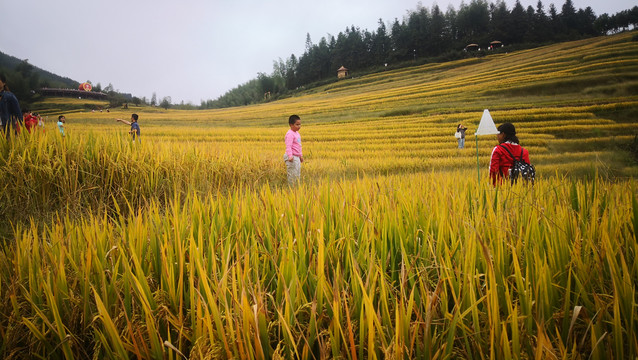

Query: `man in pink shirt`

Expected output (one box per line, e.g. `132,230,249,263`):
284,114,303,186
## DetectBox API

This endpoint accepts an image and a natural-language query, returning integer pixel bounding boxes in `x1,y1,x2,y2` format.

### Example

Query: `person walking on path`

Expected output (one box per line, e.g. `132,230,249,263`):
284,114,303,186
456,123,468,149
0,73,23,140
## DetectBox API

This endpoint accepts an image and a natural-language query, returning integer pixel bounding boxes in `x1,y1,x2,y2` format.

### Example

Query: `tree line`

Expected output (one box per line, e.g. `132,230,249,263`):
201,0,638,109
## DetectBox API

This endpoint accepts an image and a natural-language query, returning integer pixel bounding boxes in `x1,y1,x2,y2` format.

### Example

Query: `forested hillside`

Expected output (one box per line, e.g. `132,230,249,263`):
2,0,637,111
0,51,79,104
203,0,638,108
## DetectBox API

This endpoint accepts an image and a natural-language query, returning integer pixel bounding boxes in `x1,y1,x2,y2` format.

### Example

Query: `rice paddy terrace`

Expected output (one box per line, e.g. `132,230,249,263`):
37,30,638,179
1,31,637,359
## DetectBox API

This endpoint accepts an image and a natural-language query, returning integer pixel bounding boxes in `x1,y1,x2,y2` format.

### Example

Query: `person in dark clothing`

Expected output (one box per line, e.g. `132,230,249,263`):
0,73,23,140
456,123,468,149
116,113,141,142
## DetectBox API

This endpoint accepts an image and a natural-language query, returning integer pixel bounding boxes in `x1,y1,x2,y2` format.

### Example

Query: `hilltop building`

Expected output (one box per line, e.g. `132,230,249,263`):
38,88,107,100
490,41,503,49
337,66,349,79
464,44,479,51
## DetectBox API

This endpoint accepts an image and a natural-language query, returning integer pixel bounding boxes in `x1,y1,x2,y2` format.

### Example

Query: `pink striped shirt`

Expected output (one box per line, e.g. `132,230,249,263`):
285,129,302,158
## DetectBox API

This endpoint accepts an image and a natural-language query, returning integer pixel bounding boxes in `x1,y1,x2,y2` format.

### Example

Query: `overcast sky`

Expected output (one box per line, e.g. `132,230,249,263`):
1,0,634,104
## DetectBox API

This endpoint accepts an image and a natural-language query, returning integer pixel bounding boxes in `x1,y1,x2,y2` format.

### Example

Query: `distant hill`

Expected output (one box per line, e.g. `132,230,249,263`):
0,50,79,89
0,51,143,108
0,50,85,108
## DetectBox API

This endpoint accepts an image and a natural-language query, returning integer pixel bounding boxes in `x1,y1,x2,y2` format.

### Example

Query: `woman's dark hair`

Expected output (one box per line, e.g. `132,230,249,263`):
288,114,300,125
498,122,520,144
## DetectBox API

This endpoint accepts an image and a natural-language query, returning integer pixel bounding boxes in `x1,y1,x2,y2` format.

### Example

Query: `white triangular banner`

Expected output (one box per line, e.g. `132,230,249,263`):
474,109,499,136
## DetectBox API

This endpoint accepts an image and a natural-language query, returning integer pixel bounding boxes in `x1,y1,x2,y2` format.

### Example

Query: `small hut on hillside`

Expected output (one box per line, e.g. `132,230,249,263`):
489,41,503,50
337,66,349,79
464,44,479,51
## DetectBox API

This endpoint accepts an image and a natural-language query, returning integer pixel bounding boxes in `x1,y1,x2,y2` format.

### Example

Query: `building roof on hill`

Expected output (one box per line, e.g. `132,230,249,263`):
38,88,107,99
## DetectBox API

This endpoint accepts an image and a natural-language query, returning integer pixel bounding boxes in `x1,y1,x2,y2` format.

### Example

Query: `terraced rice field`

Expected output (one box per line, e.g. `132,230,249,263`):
1,32,637,359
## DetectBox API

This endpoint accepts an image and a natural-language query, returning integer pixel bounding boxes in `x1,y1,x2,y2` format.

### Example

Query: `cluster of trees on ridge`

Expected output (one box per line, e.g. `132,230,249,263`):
201,0,638,109
0,52,179,110
0,54,76,106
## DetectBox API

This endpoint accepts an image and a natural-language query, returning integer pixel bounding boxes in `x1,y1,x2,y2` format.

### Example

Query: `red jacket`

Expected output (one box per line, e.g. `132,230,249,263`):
489,142,530,185
24,115,38,133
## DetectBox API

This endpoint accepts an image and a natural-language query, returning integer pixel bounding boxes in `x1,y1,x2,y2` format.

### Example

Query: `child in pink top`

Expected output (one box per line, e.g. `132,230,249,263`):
284,115,303,186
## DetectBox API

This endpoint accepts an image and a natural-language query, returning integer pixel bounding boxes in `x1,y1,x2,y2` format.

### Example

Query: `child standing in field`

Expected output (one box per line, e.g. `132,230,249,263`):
23,110,38,133
116,113,141,142
284,114,303,186
38,115,45,131
57,115,66,137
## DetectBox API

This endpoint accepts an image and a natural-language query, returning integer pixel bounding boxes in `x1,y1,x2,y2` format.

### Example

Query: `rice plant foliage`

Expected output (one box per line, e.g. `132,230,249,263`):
0,130,285,227
1,173,637,359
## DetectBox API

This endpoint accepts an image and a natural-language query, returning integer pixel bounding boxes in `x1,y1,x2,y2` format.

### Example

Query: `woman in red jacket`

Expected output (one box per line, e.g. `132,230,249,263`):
489,122,530,185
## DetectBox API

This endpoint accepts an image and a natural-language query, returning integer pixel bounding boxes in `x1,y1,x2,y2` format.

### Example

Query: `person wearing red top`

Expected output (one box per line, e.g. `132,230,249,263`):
23,110,38,133
489,122,530,185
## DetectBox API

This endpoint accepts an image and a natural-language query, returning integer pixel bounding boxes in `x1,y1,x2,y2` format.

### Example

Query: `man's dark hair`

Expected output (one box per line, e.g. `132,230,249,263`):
0,73,8,91
288,114,300,125
132,113,139,121
58,115,65,120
